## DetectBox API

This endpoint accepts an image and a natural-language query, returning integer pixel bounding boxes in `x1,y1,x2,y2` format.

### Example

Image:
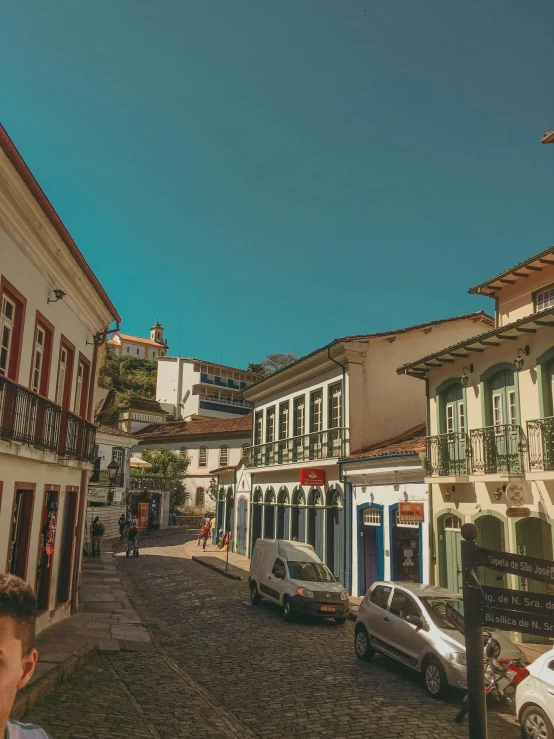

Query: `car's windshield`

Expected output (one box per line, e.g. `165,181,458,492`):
287,561,336,582
420,597,463,630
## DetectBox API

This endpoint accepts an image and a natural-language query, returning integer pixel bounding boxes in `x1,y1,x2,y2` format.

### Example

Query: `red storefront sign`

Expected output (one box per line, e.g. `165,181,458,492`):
300,468,326,486
398,502,425,524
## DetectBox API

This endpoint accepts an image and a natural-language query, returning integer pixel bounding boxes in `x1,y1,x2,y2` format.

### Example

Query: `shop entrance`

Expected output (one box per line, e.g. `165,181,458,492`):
359,505,383,596
57,489,78,604
36,489,59,612
326,489,344,582
516,516,554,643
8,488,34,579
390,507,420,583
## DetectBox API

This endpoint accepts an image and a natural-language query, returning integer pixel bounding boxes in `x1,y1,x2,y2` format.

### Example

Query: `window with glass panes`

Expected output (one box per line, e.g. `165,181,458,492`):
328,383,342,428
0,295,15,377
74,361,85,415
266,407,276,443
254,412,263,445
310,390,323,433
293,397,305,437
536,285,554,313
199,447,208,467
279,402,289,440
219,446,229,466
56,347,68,405
31,326,46,394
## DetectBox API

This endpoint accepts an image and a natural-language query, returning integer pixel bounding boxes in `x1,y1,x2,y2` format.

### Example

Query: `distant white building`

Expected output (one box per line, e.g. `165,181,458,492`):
108,321,168,361
156,356,259,421
134,414,252,512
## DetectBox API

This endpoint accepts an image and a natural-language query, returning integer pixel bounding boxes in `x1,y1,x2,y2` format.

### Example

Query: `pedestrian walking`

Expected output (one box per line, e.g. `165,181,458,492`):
0,573,51,737
198,520,211,551
91,516,105,557
118,513,127,540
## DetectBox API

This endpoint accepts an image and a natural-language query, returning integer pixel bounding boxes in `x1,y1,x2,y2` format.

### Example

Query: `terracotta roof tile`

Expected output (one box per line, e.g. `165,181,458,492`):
135,414,252,440
109,333,165,348
343,424,426,461
96,424,137,439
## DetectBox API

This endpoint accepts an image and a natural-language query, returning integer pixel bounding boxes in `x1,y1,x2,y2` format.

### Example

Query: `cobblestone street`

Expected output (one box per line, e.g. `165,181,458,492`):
27,530,521,738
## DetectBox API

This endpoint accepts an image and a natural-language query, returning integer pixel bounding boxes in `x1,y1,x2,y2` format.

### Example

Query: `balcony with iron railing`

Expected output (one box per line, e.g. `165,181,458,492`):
527,417,554,472
426,432,470,477
0,375,96,463
470,424,526,475
243,428,349,468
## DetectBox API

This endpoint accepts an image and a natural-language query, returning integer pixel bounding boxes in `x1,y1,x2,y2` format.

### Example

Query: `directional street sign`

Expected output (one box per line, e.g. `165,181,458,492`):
477,548,554,585
481,607,554,639
482,585,554,616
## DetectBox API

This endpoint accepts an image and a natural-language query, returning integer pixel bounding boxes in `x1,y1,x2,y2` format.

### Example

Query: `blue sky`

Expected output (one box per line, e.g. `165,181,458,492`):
2,0,553,368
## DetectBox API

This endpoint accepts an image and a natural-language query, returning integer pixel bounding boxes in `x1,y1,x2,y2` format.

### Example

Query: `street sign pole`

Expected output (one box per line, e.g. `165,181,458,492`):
461,523,487,739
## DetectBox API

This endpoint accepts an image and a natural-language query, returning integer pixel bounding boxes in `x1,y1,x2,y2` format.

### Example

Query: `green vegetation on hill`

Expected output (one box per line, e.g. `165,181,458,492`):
99,351,157,398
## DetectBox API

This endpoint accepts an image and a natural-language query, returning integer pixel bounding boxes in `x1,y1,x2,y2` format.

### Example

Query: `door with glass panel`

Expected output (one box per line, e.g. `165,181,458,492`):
438,514,462,593
442,383,466,475
309,390,323,459
489,369,520,473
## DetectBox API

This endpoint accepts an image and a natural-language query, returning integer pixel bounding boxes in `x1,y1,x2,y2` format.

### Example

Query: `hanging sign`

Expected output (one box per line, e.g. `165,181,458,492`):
481,607,554,638
300,468,326,486
482,585,554,616
476,548,554,585
506,507,531,518
398,502,424,524
506,480,530,507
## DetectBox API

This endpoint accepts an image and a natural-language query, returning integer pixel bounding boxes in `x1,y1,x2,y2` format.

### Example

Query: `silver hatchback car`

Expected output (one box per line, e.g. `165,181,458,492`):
354,581,525,699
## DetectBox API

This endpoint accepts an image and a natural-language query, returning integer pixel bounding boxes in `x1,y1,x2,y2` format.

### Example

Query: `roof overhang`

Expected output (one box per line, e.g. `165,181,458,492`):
397,306,554,377
542,129,554,144
468,247,554,298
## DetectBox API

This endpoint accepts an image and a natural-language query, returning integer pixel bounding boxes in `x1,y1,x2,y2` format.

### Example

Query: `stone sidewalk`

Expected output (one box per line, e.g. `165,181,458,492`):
13,542,152,719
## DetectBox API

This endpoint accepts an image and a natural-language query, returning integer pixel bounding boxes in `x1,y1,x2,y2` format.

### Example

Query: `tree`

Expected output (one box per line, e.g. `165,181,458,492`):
99,350,157,399
135,447,190,509
247,354,297,376
246,362,267,376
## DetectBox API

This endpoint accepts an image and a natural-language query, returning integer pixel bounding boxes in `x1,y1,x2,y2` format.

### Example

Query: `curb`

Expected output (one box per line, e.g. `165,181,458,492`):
12,643,99,720
191,556,243,580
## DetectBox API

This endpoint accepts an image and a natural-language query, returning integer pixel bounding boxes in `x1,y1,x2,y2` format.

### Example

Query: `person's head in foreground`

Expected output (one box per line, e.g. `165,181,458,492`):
0,574,50,738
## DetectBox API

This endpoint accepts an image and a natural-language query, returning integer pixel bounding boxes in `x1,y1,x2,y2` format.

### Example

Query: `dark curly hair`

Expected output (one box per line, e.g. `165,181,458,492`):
0,574,37,654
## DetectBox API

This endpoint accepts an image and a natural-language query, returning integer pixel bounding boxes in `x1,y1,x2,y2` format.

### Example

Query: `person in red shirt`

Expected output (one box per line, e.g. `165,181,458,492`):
198,521,211,551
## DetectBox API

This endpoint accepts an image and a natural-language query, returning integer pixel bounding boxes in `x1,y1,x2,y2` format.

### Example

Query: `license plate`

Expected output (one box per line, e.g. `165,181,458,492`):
320,605,336,612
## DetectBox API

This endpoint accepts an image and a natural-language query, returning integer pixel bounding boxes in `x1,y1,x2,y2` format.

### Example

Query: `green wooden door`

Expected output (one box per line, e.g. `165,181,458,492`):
438,514,463,593
475,515,506,588
516,518,554,643
443,384,466,475
488,369,520,472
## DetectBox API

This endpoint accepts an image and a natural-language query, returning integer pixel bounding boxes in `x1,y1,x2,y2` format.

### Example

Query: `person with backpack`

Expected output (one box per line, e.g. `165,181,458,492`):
91,516,105,557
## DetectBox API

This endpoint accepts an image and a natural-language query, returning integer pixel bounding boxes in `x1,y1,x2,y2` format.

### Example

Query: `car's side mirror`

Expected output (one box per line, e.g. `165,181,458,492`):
406,614,424,630
274,569,285,579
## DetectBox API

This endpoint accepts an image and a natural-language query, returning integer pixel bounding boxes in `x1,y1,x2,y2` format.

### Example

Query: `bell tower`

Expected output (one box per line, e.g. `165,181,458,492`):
150,320,168,355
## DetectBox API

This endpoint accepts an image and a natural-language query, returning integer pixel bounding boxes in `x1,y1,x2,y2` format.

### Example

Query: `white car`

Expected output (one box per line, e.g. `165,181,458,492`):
516,647,554,739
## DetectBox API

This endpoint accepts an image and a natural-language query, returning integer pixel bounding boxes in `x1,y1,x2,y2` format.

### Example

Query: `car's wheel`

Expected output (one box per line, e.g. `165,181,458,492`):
250,583,261,605
354,625,375,661
335,617,346,625
520,705,554,739
423,656,448,700
283,596,294,622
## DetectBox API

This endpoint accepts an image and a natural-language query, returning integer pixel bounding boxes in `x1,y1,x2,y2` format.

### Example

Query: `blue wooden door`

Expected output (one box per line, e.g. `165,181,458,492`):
326,505,345,584
236,499,247,556
283,506,291,539
251,505,262,554
298,507,306,542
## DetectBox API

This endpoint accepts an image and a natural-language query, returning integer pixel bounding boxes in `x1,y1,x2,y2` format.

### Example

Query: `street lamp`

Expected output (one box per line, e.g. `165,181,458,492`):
107,460,120,485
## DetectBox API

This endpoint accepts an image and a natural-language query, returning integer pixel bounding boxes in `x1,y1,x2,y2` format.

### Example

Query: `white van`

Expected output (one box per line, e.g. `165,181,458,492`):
248,539,349,623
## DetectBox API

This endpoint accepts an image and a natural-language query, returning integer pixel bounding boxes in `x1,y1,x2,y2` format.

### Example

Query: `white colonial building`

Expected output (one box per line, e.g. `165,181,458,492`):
108,320,168,361
133,414,252,513
0,124,119,632
243,313,494,593
156,356,258,421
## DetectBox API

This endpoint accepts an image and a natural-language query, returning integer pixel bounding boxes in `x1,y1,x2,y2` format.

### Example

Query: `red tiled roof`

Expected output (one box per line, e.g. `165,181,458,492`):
135,413,252,440
109,333,165,348
342,424,426,462
95,424,137,439
209,460,243,474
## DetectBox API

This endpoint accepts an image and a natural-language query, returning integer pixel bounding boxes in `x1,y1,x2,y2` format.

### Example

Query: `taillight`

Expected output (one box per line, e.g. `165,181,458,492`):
511,667,530,684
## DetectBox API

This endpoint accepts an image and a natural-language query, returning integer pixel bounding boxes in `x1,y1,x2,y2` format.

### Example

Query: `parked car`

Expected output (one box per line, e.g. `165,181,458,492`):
516,647,554,739
354,581,525,699
249,539,349,623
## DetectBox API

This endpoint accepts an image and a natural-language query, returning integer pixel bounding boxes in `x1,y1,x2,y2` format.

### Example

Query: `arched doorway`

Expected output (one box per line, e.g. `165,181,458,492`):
276,487,289,539
390,504,421,583
264,488,276,538
291,488,306,542
437,512,463,592
475,514,507,587
236,498,248,556
358,504,383,596
307,488,324,558
251,488,263,554
216,488,225,539
326,487,344,583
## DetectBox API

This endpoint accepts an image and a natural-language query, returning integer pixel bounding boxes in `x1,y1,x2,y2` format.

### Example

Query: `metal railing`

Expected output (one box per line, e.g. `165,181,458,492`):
426,432,470,476
129,474,173,491
243,428,349,468
198,394,252,408
470,424,526,475
527,417,554,471
0,375,96,461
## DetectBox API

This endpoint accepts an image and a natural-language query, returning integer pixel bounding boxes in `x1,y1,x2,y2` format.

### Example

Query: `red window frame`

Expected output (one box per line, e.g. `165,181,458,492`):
0,276,27,382
29,310,54,397
74,352,91,419
55,335,75,411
